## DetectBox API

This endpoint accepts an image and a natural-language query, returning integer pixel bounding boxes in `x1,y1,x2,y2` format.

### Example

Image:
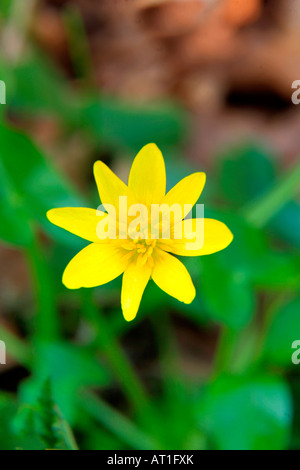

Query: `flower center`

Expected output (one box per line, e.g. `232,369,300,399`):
122,237,157,267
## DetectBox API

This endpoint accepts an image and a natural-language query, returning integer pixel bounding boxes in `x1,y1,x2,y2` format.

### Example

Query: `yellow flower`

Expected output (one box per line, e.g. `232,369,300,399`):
47,143,233,322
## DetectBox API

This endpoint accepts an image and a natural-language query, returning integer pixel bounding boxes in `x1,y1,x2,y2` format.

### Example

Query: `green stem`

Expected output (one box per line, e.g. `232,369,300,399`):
243,159,300,228
212,326,237,378
152,313,195,449
212,296,288,376
25,234,59,341
81,290,158,430
229,321,260,373
80,391,159,450
152,313,186,404
63,5,93,81
253,293,288,364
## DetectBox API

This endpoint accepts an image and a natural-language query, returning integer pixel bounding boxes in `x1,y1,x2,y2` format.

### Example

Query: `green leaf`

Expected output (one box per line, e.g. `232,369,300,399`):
0,394,44,450
217,143,276,207
199,214,257,330
197,374,292,450
20,341,110,423
262,296,300,366
82,98,186,152
0,394,19,450
216,143,300,248
38,379,61,449
251,252,300,289
4,52,80,122
2,48,187,154
245,158,300,228
0,158,33,246
0,122,85,246
0,0,11,19
14,380,78,450
201,253,255,330
199,213,300,330
203,212,267,281
13,404,46,450
269,201,300,249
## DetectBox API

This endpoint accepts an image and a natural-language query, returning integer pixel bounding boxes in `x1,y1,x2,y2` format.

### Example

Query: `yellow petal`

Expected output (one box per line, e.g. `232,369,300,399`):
152,249,195,304
160,218,233,256
121,261,152,322
128,143,166,207
47,207,106,243
63,243,129,289
94,161,135,218
160,172,206,224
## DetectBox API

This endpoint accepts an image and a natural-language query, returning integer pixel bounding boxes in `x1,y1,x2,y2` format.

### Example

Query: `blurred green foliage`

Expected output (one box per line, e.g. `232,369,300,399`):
0,3,300,451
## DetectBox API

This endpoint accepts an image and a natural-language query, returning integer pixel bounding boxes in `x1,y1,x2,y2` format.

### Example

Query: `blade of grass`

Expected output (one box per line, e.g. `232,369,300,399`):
253,293,289,364
25,232,59,342
212,326,238,378
80,391,159,450
81,290,160,433
151,312,187,406
243,159,300,228
63,5,93,81
151,313,195,449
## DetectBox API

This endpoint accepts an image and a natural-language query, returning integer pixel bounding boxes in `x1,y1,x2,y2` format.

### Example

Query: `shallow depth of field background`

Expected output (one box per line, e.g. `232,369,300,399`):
0,0,300,450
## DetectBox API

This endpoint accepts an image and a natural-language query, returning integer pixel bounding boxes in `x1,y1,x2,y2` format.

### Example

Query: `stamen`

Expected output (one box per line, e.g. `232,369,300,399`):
122,236,157,268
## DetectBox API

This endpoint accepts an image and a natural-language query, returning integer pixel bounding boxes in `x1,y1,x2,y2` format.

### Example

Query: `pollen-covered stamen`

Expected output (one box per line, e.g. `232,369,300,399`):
121,237,157,267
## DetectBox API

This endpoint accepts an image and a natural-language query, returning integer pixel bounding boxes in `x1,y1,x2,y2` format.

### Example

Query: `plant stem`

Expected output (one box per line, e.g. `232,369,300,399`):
243,159,300,228
253,293,288,364
25,234,59,342
151,313,195,449
80,391,159,450
63,5,93,81
212,326,237,378
152,313,186,404
81,290,158,431
229,321,260,373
